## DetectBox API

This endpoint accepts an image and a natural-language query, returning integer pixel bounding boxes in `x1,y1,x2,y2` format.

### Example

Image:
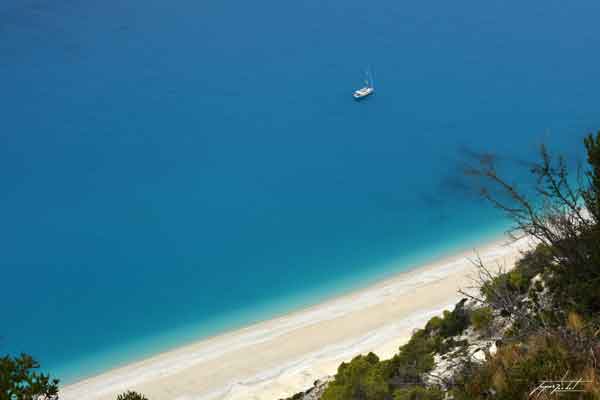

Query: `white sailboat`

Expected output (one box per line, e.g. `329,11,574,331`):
353,68,375,99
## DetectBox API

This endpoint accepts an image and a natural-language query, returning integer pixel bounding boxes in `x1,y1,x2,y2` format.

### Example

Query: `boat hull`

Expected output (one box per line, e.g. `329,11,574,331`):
353,87,374,100
353,91,374,100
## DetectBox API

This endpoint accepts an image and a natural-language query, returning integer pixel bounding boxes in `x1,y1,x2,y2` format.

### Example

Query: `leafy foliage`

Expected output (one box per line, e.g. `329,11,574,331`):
321,321,443,400
385,329,436,386
452,332,600,400
450,132,600,398
393,386,444,400
470,307,493,332
470,132,600,318
0,354,59,400
116,390,149,400
386,304,469,383
321,353,388,400
437,303,470,339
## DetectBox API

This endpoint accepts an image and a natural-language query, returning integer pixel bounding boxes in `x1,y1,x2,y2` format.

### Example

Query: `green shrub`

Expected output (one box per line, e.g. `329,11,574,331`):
514,244,551,282
481,245,552,309
0,354,59,400
452,333,600,400
438,303,470,338
508,270,525,291
385,300,472,384
471,307,493,332
321,353,389,400
425,316,443,332
116,391,149,400
385,329,436,385
423,301,470,339
393,386,444,400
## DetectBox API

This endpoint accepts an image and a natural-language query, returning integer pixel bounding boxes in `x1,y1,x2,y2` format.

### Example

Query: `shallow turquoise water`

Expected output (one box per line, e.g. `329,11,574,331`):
0,0,598,383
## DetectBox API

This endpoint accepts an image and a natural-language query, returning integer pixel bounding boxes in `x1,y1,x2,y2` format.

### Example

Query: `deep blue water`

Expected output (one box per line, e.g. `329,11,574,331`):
1,0,598,383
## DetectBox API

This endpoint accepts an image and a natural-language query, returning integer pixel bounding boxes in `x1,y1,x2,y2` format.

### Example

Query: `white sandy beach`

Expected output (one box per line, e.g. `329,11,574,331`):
61,235,533,400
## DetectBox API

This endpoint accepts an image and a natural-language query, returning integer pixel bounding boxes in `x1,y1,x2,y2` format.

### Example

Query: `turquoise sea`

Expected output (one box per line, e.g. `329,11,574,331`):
1,0,598,383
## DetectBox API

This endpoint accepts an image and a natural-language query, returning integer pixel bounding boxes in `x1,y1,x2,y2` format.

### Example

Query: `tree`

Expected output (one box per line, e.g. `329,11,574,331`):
0,354,59,400
583,132,600,218
322,353,389,400
450,132,600,398
464,131,600,317
394,386,444,400
116,391,149,400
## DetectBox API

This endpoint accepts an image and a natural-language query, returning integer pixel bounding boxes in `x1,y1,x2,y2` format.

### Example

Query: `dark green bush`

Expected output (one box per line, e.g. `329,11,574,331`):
0,354,59,400
116,391,149,400
393,386,444,400
452,333,600,400
471,307,493,332
437,301,470,338
385,329,436,384
321,353,389,400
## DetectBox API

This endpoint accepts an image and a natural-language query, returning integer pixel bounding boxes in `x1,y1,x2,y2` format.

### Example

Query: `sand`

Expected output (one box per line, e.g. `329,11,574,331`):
60,235,533,400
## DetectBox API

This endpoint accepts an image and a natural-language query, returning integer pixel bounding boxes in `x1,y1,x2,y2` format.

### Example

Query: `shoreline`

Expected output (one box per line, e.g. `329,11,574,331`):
61,234,533,400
